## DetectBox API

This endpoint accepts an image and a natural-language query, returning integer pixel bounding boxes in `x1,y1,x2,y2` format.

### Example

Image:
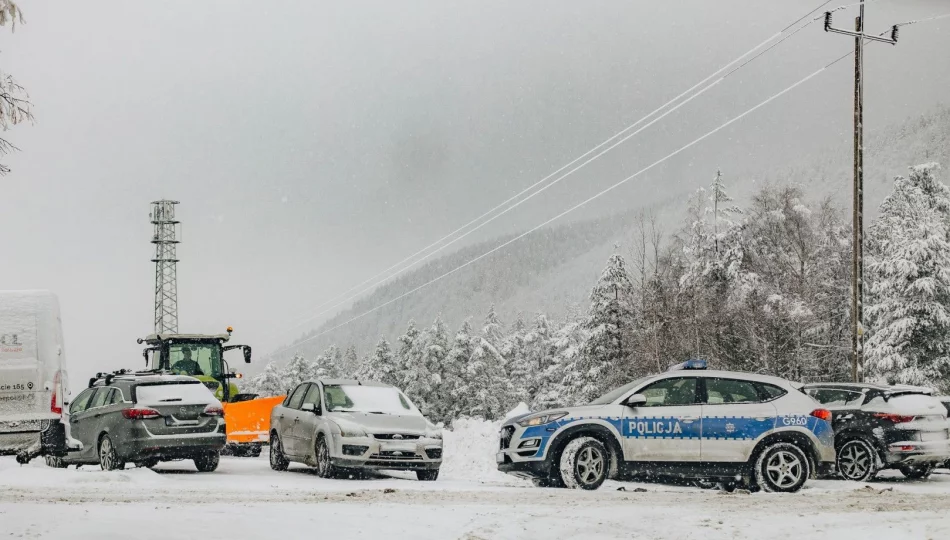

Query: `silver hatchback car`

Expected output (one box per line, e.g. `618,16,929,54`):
269,379,443,480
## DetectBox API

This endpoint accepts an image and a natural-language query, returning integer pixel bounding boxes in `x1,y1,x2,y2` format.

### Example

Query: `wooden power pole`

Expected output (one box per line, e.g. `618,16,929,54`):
824,2,898,382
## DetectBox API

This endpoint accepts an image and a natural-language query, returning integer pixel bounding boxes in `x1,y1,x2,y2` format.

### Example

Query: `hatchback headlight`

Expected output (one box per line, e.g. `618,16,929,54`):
334,421,366,438
516,411,568,427
425,428,443,440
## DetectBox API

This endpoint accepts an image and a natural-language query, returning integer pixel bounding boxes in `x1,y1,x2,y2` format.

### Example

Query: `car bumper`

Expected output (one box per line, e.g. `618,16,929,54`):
496,453,551,479
0,419,66,458
118,427,227,461
330,435,443,471
885,440,950,466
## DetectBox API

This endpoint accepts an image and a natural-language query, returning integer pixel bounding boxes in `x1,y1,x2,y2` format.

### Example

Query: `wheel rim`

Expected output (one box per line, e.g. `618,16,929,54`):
765,450,803,488
839,442,872,480
575,446,605,485
100,438,114,470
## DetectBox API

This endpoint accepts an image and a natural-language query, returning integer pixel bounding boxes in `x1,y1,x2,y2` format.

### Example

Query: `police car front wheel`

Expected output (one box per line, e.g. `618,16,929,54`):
558,437,609,490
754,442,810,493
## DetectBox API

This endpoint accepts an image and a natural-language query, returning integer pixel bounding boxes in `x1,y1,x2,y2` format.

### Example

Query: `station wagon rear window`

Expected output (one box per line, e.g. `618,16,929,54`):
134,381,216,405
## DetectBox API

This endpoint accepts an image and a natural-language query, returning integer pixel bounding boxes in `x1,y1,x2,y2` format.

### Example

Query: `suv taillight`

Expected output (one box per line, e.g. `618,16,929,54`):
810,409,832,422
50,370,63,415
202,405,224,417
122,407,162,420
874,413,916,423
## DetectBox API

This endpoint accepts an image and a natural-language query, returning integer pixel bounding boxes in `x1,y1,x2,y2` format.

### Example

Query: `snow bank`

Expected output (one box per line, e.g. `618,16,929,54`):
0,458,167,489
441,417,525,485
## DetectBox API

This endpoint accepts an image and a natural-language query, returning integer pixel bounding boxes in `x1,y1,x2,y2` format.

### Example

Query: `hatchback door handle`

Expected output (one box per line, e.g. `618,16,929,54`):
279,414,284,420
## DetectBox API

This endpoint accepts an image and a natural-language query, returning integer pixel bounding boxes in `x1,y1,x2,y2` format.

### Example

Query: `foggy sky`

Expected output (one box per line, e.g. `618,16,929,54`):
1,0,948,385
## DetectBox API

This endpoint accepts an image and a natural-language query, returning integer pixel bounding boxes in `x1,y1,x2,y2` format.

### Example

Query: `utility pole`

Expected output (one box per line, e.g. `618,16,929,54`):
824,2,898,382
151,200,181,334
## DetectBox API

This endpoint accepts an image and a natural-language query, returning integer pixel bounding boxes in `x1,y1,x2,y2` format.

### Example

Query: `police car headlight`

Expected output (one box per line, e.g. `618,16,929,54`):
516,412,568,427
425,428,442,440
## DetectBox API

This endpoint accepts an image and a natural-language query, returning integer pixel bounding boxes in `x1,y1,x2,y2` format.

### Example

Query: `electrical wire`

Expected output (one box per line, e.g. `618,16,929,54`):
270,47,859,356
274,0,842,339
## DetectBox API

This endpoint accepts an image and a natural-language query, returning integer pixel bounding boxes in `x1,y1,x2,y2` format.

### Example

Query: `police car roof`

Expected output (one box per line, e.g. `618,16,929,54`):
311,378,391,387
657,369,794,386
802,381,933,394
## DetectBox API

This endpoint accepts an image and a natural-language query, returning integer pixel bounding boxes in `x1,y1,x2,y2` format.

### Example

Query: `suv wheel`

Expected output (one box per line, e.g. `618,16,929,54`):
44,455,68,469
837,439,877,482
754,442,809,493
194,451,220,473
899,464,935,480
315,435,338,479
269,432,289,471
416,469,439,481
558,437,608,490
98,435,125,471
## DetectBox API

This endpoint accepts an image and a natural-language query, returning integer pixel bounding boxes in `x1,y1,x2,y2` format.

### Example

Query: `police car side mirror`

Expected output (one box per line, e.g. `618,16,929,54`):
624,394,647,407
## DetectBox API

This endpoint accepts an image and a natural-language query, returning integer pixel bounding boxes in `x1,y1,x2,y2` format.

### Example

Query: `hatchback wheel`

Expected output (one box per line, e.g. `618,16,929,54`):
558,437,608,490
899,464,935,480
98,435,125,471
837,439,877,482
754,442,809,493
194,451,220,473
315,435,338,479
269,432,289,471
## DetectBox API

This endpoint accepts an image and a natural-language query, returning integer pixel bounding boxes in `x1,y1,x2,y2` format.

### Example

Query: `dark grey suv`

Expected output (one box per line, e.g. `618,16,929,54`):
45,373,226,472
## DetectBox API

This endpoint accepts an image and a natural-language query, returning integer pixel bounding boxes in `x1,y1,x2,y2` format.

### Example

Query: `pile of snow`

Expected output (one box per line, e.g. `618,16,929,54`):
441,417,523,485
0,458,167,489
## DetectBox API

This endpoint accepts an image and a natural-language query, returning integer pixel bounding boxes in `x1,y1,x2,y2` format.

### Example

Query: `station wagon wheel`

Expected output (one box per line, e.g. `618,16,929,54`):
98,435,124,471
754,442,809,493
837,439,877,482
269,432,289,472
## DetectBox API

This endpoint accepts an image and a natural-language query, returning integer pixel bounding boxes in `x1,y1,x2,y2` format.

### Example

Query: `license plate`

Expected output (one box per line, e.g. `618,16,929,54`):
382,443,416,453
496,451,505,463
921,431,948,442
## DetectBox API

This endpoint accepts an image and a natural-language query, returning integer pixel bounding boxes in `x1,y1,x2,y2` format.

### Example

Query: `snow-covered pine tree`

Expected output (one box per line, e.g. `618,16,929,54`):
284,353,317,388
423,315,450,420
453,309,514,420
545,314,587,408
359,337,400,386
313,345,342,379
866,163,950,390
442,318,476,423
482,304,505,353
343,345,359,377
523,312,554,401
572,252,636,403
502,315,530,406
248,361,290,397
396,319,423,392
402,324,434,413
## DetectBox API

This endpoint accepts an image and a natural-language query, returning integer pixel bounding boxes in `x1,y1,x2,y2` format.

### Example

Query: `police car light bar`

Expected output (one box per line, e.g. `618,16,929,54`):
668,359,707,371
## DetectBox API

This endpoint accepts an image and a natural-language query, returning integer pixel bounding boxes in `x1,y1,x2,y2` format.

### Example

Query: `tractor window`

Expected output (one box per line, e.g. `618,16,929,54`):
167,343,222,378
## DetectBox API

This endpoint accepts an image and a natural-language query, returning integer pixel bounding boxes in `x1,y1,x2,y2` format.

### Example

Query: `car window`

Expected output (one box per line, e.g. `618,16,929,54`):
805,388,864,407
705,378,761,404
89,387,112,409
109,388,124,404
134,381,216,405
286,384,308,410
590,376,653,405
323,384,421,415
302,384,322,409
69,388,97,414
638,377,698,407
756,382,787,400
166,343,222,377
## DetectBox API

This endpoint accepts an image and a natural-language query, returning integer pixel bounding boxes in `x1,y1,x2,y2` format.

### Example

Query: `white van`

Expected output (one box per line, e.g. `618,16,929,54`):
0,290,70,462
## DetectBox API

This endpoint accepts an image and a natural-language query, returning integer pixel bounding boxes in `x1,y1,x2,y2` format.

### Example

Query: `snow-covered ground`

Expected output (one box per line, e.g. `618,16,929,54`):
2,421,950,539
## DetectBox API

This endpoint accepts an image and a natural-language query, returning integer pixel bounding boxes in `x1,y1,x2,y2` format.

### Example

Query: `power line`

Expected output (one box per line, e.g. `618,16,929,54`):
275,0,842,339
271,47,858,356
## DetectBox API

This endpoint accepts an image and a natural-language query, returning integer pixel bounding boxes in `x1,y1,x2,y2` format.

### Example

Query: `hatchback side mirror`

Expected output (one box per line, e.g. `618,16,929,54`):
301,402,321,415
624,394,647,407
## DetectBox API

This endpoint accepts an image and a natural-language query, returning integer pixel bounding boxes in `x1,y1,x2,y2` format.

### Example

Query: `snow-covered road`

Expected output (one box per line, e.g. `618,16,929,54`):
2,455,950,539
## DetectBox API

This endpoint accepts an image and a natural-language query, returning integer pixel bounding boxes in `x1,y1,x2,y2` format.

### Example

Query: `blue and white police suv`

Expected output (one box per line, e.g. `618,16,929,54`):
497,360,835,492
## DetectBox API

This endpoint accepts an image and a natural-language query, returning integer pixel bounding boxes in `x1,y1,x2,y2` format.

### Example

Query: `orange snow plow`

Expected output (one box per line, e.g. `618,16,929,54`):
222,395,285,449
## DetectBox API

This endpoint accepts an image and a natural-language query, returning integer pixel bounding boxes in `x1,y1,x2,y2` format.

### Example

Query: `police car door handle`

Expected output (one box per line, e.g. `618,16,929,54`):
680,416,699,423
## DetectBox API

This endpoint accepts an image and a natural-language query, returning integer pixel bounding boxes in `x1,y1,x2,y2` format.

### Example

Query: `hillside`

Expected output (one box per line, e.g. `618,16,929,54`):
269,104,950,364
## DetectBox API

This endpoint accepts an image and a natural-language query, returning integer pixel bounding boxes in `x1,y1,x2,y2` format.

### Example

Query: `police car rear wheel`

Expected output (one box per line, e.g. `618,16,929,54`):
559,437,608,490
754,442,809,493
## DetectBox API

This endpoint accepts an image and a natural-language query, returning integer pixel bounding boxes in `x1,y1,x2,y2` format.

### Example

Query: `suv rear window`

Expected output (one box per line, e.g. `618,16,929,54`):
134,382,216,405
756,383,787,400
805,388,864,407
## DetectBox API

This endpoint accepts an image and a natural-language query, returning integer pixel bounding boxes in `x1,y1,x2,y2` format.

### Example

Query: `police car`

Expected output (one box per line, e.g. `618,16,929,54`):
497,360,835,492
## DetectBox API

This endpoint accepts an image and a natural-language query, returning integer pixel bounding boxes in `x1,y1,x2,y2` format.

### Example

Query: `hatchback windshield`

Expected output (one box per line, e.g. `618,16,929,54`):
324,385,420,416
589,376,653,405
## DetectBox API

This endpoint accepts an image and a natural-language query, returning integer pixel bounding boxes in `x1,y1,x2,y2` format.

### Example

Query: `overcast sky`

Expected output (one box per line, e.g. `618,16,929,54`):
1,0,948,386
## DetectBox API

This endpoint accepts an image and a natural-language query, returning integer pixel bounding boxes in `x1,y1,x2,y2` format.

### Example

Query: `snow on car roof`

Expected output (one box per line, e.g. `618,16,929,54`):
803,382,934,394
317,378,391,387
652,369,793,386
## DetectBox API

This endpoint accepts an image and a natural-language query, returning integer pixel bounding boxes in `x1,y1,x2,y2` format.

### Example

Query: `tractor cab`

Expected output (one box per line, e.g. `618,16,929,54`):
137,328,252,402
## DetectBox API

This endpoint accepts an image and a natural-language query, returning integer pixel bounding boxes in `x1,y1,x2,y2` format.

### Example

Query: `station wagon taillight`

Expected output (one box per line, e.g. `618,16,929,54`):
810,409,832,422
202,405,224,417
874,413,916,424
122,407,162,420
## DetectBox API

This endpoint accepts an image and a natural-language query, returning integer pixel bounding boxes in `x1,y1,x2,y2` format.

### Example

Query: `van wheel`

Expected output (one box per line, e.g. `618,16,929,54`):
98,435,125,471
269,432,289,471
315,435,339,479
194,452,220,473
558,437,608,490
837,439,878,482
754,442,809,493
45,455,68,469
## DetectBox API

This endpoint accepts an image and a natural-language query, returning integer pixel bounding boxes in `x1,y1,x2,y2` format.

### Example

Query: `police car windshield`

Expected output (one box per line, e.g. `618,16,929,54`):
589,376,653,405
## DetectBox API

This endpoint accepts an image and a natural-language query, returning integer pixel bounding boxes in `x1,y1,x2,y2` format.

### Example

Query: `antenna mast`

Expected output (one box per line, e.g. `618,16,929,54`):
150,200,180,334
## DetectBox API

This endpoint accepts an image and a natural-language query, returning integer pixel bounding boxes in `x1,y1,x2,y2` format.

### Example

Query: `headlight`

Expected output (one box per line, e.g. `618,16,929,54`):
425,428,443,440
516,411,568,427
334,421,366,438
